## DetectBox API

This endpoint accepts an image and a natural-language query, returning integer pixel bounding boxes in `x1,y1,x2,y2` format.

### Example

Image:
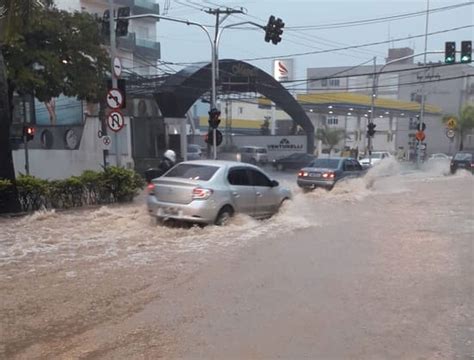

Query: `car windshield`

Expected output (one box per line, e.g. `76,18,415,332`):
256,148,267,153
371,153,383,159
165,164,219,181
309,159,340,169
454,153,473,161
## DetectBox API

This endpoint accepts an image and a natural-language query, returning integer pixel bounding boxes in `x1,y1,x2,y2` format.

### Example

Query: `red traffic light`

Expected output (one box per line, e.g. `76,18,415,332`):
23,125,35,141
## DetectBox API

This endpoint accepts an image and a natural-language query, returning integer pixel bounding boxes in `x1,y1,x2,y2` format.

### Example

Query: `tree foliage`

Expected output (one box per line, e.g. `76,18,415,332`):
442,104,474,150
315,126,347,153
2,4,109,102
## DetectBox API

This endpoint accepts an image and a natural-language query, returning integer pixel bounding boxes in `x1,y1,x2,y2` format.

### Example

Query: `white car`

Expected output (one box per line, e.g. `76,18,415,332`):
359,151,392,167
428,153,452,161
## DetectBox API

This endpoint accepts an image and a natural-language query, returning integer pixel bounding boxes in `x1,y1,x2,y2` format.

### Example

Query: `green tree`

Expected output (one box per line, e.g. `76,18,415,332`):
442,104,474,150
315,126,347,155
260,118,270,135
0,1,109,213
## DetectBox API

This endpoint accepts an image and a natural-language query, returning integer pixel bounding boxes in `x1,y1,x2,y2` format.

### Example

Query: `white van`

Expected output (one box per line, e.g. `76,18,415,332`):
238,146,269,164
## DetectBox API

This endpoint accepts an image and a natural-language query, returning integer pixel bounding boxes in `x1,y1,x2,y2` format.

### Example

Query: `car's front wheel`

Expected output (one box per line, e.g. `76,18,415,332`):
215,206,234,226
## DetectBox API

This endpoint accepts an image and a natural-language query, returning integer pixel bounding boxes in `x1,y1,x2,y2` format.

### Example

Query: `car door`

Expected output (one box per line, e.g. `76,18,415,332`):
226,167,255,216
341,159,356,178
248,168,280,218
352,159,365,177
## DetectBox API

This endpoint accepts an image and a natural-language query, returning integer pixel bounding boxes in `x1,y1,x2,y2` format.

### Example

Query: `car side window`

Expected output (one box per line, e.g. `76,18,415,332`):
248,169,273,187
352,160,363,171
227,168,252,186
343,160,355,171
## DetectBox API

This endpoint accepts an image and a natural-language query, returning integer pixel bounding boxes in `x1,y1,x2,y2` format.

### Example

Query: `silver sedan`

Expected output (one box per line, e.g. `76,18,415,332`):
147,160,292,225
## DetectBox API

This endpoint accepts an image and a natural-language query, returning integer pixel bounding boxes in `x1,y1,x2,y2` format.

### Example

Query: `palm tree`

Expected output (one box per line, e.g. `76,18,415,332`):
0,0,52,212
442,104,474,150
315,126,347,155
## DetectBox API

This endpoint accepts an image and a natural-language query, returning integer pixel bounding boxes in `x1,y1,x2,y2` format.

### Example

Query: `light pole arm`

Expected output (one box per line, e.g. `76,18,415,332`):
216,21,265,49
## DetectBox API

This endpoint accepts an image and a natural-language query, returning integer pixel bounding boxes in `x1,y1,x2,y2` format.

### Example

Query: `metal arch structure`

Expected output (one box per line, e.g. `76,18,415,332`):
154,59,315,153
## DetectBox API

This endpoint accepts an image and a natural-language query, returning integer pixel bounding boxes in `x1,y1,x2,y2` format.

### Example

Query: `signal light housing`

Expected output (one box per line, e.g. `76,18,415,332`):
445,41,456,64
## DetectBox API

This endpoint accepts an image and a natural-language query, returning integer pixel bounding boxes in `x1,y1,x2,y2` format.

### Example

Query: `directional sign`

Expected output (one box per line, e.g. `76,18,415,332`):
113,57,122,78
107,111,125,132
106,88,124,109
102,135,112,149
447,118,457,129
446,129,455,139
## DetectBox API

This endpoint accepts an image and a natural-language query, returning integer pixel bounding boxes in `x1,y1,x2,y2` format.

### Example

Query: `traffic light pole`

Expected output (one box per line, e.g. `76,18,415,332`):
124,12,263,160
23,132,29,175
368,56,376,165
417,0,430,169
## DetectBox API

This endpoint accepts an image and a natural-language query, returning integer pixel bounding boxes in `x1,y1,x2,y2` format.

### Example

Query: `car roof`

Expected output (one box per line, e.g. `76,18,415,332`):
178,160,262,169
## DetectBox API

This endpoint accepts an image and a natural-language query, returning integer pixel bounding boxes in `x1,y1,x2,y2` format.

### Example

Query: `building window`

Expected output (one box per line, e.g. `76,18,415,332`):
329,79,340,87
327,116,339,125
238,107,243,114
321,79,327,87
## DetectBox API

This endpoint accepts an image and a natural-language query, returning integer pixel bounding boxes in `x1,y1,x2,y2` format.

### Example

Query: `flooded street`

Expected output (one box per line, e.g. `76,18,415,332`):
1,161,473,359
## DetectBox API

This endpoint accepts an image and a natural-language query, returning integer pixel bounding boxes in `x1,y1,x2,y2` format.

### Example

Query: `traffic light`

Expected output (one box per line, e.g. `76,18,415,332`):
272,18,284,44
367,122,376,137
101,9,110,38
23,125,35,141
461,41,472,63
264,15,284,45
116,7,130,37
208,108,221,129
444,41,456,64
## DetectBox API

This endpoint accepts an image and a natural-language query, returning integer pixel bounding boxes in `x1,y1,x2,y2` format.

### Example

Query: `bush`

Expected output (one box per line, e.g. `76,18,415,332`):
1,167,145,213
16,174,49,211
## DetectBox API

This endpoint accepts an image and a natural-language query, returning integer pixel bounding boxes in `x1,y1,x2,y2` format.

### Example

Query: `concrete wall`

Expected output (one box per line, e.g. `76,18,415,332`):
13,116,134,179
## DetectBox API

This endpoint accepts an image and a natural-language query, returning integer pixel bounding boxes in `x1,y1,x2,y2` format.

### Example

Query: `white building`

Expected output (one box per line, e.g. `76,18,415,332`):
306,48,474,156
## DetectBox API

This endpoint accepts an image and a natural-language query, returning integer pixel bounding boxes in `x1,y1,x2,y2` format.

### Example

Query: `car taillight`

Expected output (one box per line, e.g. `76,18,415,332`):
147,183,155,194
192,187,213,200
298,171,308,177
322,172,335,179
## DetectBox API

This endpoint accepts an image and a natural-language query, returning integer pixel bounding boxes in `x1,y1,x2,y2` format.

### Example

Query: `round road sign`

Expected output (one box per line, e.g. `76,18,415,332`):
102,135,111,150
446,129,455,139
106,88,124,109
415,130,426,142
113,57,122,78
107,111,125,132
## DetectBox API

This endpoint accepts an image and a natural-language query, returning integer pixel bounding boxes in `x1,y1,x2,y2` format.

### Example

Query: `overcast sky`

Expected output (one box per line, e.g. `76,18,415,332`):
156,0,473,80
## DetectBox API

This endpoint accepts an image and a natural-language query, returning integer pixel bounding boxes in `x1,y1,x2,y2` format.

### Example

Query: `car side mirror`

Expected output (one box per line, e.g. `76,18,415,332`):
271,180,279,187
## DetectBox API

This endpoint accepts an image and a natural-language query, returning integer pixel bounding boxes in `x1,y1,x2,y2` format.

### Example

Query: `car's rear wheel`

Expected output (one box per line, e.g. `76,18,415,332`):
215,206,234,226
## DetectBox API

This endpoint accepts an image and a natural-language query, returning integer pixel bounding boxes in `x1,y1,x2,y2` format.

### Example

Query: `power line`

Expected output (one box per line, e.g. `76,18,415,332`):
287,2,473,30
240,25,474,62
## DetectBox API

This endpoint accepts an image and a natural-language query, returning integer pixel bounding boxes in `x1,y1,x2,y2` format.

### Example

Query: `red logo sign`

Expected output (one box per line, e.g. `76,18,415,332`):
278,61,288,76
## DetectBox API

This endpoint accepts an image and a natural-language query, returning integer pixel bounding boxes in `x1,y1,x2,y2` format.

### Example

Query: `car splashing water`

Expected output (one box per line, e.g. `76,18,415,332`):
1,158,470,279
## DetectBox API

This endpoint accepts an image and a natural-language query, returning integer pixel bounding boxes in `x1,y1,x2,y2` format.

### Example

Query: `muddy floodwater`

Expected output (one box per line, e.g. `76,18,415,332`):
1,159,473,359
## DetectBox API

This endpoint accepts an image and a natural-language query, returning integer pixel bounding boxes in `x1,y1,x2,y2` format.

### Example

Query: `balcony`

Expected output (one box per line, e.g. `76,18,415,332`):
116,33,136,52
114,0,160,15
135,36,161,59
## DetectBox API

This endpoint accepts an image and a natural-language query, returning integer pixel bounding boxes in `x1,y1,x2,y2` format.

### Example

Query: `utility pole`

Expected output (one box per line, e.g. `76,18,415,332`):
108,0,120,167
368,56,377,165
205,7,245,160
417,0,430,168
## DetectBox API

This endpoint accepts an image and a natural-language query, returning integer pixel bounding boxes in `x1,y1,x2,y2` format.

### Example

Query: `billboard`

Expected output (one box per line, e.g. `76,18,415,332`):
273,59,294,82
34,95,83,125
